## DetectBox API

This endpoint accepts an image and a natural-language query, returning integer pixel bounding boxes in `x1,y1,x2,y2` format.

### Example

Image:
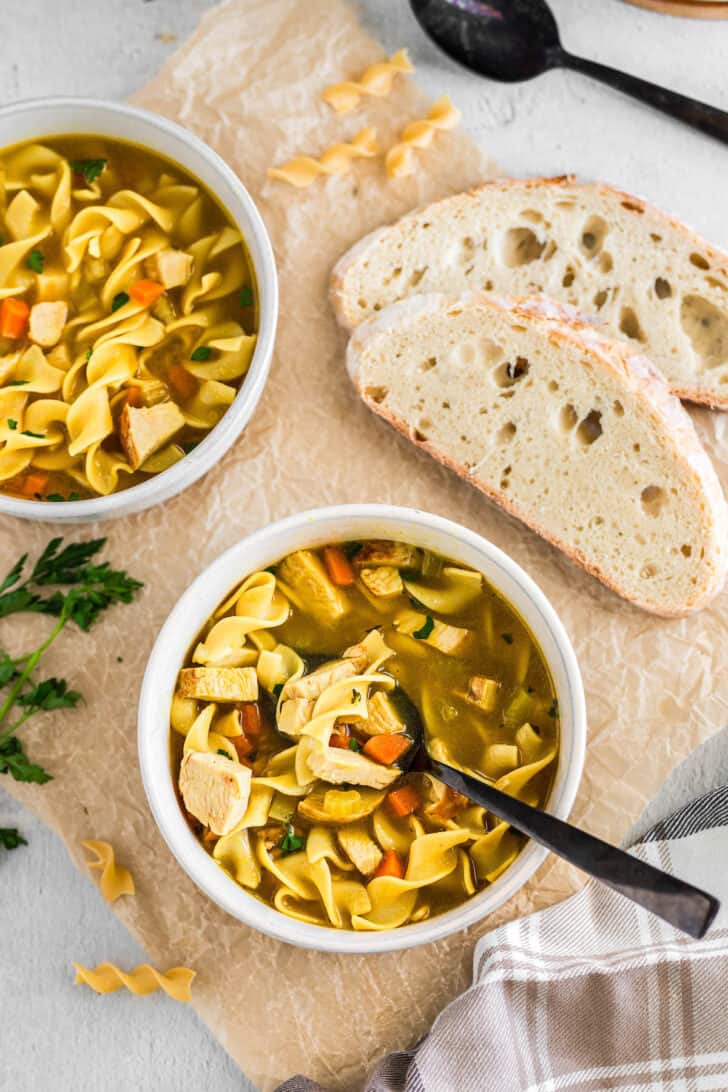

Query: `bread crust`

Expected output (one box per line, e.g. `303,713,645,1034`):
346,292,728,617
332,176,728,409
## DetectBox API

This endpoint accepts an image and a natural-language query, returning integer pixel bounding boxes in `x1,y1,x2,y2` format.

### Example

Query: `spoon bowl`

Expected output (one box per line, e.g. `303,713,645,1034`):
410,0,560,82
410,0,728,145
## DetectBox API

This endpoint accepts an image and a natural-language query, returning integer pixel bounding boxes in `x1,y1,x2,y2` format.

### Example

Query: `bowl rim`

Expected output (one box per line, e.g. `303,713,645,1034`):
138,504,587,954
0,95,278,522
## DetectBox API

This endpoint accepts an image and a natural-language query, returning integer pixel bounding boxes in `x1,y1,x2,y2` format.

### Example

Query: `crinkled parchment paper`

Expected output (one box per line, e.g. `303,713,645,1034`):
2,1,727,1088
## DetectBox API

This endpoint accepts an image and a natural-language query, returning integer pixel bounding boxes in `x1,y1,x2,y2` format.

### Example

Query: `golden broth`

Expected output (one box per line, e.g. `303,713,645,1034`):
0,134,258,501
171,540,559,930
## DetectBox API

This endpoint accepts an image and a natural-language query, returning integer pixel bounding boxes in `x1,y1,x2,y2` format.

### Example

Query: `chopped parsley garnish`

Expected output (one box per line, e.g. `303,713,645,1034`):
239,286,254,308
501,632,514,645
6,380,28,387
413,614,435,640
45,494,66,503
111,292,129,312
85,348,93,362
343,541,363,559
7,419,17,431
69,158,108,185
190,346,211,362
279,824,305,856
272,682,283,699
351,689,362,705
264,565,277,575
0,826,27,850
548,699,559,719
22,429,45,440
217,748,230,758
348,738,362,752
27,249,44,274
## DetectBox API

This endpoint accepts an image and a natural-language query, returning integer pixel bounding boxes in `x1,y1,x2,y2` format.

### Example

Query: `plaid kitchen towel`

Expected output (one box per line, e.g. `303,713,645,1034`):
278,784,728,1092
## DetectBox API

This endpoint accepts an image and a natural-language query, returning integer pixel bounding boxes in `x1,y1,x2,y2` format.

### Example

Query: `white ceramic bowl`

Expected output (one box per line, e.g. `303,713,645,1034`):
139,505,586,953
0,97,277,522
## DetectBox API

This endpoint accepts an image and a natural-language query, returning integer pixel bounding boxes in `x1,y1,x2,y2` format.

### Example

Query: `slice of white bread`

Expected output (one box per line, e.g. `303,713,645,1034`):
331,177,728,408
346,292,728,616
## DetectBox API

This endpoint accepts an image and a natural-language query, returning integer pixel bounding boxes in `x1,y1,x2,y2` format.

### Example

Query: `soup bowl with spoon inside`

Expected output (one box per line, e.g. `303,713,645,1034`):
0,97,277,522
139,504,586,953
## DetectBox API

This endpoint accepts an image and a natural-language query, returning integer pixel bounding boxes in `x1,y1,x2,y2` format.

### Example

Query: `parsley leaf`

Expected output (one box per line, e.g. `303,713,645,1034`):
501,632,514,645
17,677,81,714
7,419,17,431
69,158,107,185
111,291,129,312
548,699,559,719
6,380,28,387
21,429,45,440
279,824,305,857
343,541,363,560
239,286,254,308
27,249,44,274
190,346,211,362
85,348,92,362
348,738,362,752
272,682,283,699
0,737,52,784
351,689,362,705
413,615,435,640
217,748,230,758
0,827,27,850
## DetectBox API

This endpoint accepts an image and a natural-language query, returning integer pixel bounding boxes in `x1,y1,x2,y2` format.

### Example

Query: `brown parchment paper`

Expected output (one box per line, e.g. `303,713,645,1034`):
2,1,727,1088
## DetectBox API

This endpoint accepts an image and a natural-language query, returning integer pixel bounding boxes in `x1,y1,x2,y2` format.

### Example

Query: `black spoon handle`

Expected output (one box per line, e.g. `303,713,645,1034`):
558,50,728,146
431,760,720,939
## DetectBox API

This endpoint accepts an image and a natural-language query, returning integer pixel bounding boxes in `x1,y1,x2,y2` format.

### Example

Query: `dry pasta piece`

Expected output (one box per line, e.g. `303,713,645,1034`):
73,962,195,1002
267,128,379,188
81,839,135,902
385,96,462,179
322,49,414,114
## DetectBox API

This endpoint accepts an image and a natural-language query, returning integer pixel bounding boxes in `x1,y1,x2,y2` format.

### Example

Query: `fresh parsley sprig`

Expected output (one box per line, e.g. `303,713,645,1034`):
0,538,142,794
0,826,27,850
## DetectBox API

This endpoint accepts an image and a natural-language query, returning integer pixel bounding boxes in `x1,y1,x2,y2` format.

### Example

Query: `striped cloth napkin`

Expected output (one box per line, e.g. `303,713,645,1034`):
278,785,728,1092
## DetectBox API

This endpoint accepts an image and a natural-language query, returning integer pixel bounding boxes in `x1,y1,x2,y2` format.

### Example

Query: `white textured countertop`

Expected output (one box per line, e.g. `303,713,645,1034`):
2,1,728,1089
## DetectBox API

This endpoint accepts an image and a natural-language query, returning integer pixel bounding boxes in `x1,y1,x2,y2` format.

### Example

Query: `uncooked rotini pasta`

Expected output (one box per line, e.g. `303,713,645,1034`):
267,128,379,188
81,839,135,903
385,96,462,179
73,962,195,1001
321,49,414,114
0,135,258,501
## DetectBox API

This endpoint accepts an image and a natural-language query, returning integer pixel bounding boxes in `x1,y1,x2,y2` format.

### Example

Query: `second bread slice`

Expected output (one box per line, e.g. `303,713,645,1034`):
346,293,727,616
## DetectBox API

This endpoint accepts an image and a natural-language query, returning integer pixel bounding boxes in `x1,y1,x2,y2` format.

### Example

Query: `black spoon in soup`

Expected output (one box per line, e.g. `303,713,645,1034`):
409,0,728,146
396,700,719,940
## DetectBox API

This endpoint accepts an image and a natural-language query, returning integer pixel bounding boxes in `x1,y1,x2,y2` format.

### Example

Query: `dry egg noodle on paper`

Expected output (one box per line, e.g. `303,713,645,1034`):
1,0,727,1088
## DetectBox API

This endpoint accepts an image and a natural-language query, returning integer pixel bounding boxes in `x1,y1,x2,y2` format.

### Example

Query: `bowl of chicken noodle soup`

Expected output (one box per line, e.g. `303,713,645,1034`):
139,505,586,953
0,98,277,521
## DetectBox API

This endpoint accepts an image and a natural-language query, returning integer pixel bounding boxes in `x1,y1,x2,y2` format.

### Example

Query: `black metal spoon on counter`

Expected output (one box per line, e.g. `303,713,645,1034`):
393,696,719,940
409,0,728,146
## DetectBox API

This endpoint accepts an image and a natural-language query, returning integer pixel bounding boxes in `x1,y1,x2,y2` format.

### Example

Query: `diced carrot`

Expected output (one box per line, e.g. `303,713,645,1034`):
0,297,30,339
240,701,262,740
202,828,218,844
231,733,254,760
125,386,143,407
21,471,49,498
363,733,411,766
167,363,198,402
386,784,420,819
323,545,355,587
330,731,350,749
374,849,405,880
129,279,165,307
